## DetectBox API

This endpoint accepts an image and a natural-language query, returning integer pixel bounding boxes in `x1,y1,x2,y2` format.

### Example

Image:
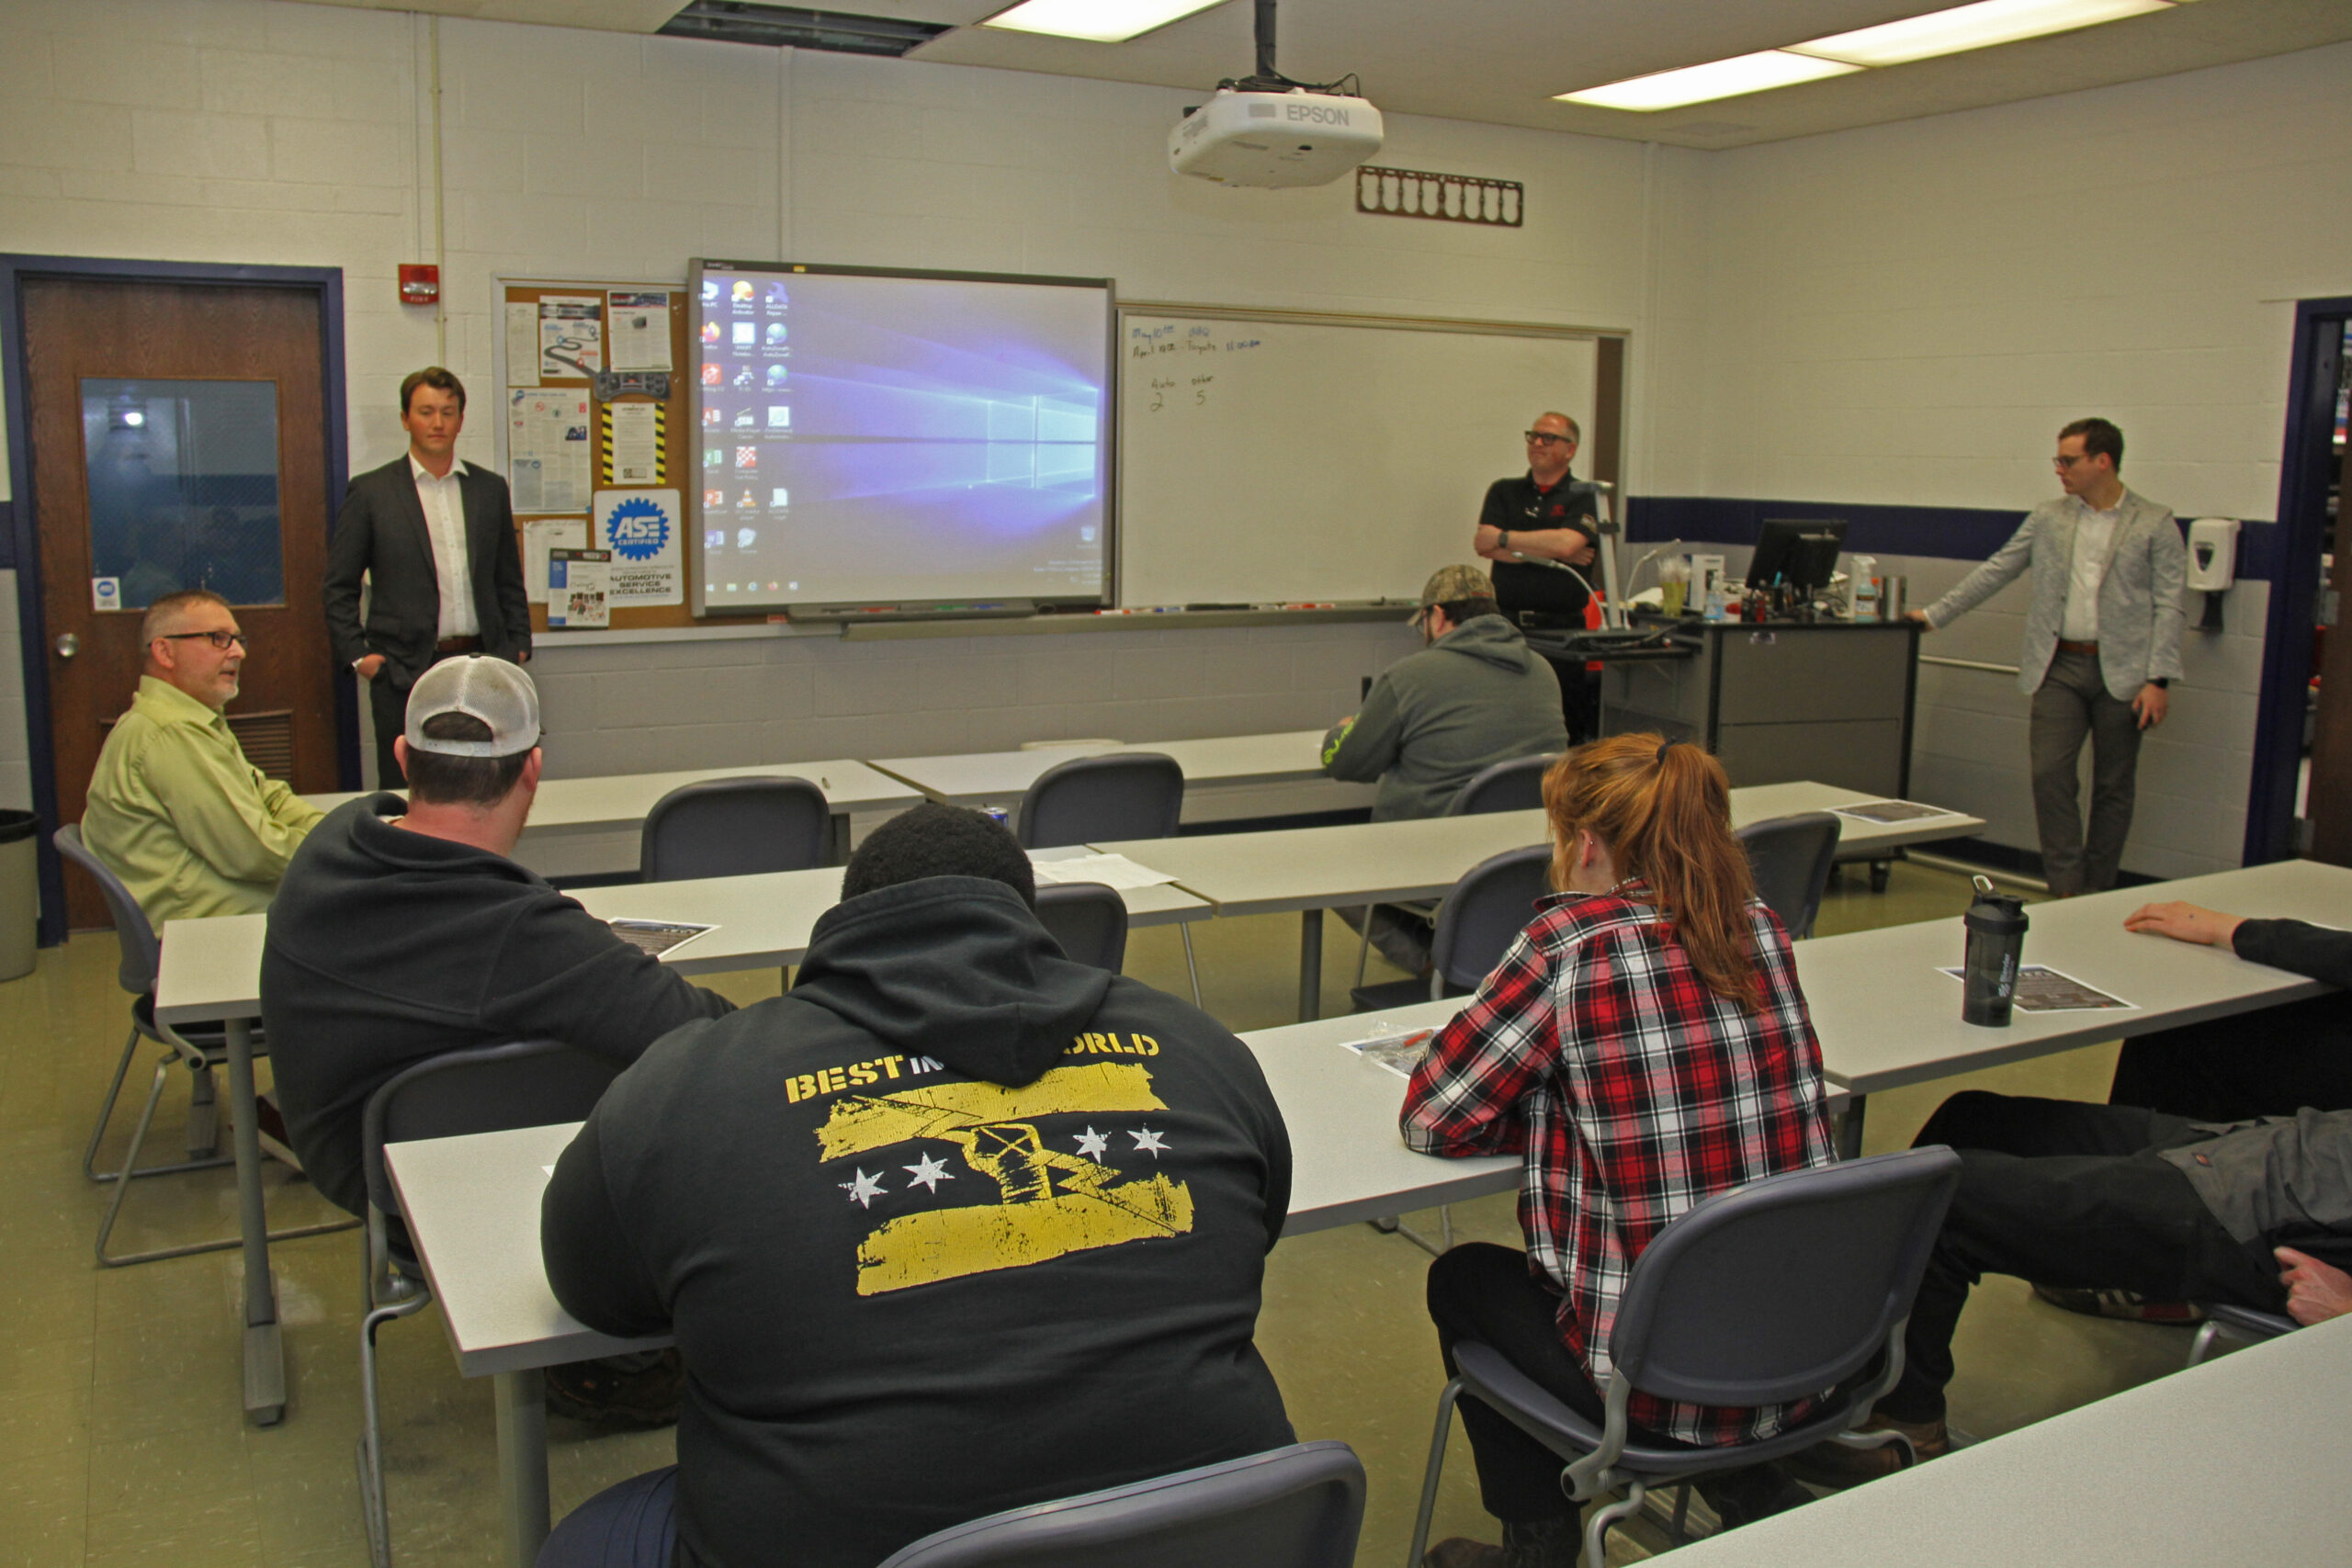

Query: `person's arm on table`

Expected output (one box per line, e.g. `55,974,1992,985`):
151,729,323,885
2125,902,2352,988
543,1111,669,1336
483,897,736,1065
2275,1247,2352,1326
1321,675,1405,784
1399,933,1551,1158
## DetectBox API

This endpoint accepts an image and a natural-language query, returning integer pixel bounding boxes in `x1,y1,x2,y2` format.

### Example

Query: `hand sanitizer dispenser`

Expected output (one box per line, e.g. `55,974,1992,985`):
2186,518,2239,630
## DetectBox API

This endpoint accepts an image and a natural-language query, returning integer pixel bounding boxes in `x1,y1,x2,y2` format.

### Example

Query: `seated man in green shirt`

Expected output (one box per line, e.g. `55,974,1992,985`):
83,589,323,927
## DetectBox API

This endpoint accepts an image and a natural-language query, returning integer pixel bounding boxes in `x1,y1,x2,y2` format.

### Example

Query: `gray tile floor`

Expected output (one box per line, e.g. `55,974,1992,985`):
0,862,2204,1566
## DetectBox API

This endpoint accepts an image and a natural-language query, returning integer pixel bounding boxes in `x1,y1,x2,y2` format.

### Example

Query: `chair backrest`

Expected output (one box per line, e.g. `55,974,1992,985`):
1035,883,1127,973
639,775,830,883
54,823,158,996
1607,1145,1962,1410
360,1039,621,1219
1429,844,1553,995
1016,752,1183,850
1443,752,1557,818
1735,811,1841,940
876,1440,1365,1568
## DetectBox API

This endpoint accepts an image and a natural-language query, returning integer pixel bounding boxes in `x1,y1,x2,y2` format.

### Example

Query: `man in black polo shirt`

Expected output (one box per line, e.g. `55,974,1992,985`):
1475,412,1601,738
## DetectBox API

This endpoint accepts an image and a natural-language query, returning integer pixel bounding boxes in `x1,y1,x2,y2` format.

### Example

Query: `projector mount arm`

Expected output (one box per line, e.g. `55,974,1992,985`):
1216,0,1363,96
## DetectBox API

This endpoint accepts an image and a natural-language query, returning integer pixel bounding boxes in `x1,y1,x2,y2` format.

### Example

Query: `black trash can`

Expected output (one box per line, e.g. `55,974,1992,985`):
0,810,36,981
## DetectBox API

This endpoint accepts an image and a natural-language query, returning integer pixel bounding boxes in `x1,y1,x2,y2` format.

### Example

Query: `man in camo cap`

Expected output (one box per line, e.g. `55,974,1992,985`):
1320,565,1566,973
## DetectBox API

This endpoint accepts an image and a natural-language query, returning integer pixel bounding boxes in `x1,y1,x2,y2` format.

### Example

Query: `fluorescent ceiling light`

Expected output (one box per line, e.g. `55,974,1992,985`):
981,0,1227,44
1556,50,1860,112
1791,0,2175,67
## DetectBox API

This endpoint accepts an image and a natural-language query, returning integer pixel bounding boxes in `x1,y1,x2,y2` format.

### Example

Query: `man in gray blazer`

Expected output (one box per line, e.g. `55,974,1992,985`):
324,368,532,787
1910,418,2184,896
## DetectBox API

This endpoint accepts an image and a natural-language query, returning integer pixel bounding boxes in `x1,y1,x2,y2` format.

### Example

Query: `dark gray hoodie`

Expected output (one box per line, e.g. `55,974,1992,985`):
542,875,1295,1568
1321,613,1567,819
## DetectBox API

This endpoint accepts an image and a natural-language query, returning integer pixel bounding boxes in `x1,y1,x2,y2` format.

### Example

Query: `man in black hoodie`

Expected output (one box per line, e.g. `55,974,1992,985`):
264,658,733,1421
537,802,1296,1568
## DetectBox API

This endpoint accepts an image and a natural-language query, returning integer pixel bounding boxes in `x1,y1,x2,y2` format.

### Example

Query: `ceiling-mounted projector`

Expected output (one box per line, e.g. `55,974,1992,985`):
1169,0,1379,189
1170,87,1383,188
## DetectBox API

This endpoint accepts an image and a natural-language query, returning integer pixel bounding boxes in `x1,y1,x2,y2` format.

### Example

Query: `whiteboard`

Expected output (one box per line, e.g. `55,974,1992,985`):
1116,309,1599,606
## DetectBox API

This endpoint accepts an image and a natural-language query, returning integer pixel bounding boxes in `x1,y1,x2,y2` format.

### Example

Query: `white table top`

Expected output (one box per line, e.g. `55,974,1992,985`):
1657,1313,2352,1568
1728,782,1984,861
153,911,267,1025
1805,859,2349,1095
869,730,1330,807
301,759,921,834
572,858,1209,976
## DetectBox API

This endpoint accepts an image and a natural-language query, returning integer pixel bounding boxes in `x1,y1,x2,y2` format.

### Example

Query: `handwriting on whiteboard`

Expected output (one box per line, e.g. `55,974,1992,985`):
1130,324,1257,411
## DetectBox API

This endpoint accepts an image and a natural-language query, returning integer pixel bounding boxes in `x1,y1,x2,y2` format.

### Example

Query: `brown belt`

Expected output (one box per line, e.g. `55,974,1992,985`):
2055,639,2098,655
435,636,483,655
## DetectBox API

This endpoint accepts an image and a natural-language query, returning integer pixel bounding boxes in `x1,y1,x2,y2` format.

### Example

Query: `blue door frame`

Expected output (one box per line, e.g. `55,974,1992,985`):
0,254,354,946
2244,296,2352,866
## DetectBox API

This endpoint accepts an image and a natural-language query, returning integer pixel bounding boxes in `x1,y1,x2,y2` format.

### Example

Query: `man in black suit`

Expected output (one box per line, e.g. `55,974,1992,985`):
325,367,532,786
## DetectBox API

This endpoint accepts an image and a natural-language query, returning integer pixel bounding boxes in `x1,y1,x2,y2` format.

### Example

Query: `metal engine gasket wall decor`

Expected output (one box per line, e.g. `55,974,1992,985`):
1355,166,1522,227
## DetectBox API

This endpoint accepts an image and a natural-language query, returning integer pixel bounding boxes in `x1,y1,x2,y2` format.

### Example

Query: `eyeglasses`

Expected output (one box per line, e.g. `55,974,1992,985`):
2052,452,2104,470
160,629,247,650
1523,431,1577,446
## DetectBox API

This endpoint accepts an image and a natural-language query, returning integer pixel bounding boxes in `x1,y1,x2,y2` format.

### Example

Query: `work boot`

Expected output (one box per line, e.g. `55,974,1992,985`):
1424,1515,1578,1568
1694,1461,1815,1527
2031,1283,2205,1324
1788,1414,1948,1488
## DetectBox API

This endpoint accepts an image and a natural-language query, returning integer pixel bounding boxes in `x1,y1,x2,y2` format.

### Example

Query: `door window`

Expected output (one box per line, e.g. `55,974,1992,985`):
79,377,286,607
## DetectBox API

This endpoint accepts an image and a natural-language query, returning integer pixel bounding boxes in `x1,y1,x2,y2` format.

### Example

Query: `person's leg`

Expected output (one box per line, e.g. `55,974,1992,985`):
2109,995,2352,1119
2027,655,2097,897
535,1466,677,1568
2079,681,2145,894
1426,1243,1597,1525
368,673,408,789
1879,1099,2283,1426
1340,902,1434,976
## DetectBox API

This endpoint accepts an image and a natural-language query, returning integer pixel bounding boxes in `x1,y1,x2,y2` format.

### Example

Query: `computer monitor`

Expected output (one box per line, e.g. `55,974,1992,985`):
1746,518,1848,593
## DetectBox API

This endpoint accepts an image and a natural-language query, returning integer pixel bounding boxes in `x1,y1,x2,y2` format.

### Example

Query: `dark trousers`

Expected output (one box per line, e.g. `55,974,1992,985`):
537,1466,677,1568
1426,1243,1689,1524
367,668,414,789
1878,1092,2284,1425
2109,992,2352,1121
2029,649,2143,896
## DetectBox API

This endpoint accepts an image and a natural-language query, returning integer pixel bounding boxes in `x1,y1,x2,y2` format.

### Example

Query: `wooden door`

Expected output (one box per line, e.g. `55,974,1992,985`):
23,278,339,927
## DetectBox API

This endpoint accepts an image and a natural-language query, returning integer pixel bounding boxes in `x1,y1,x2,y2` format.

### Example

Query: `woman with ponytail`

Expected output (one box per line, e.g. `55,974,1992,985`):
1405,735,1835,1568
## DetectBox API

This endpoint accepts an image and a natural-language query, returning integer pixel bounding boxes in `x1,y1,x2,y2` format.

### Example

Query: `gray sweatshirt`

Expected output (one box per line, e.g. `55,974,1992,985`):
1320,615,1566,821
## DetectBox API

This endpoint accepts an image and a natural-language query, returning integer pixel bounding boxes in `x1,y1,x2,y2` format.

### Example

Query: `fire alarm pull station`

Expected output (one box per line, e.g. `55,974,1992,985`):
398,264,439,306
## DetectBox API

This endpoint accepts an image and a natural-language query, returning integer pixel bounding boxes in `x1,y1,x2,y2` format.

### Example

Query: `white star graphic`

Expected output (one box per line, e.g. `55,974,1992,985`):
904,1152,956,1193
1073,1126,1111,1161
1129,1127,1170,1158
840,1168,886,1209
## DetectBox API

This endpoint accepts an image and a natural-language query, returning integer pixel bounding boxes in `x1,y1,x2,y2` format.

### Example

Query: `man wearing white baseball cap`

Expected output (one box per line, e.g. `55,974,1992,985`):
263,657,734,1425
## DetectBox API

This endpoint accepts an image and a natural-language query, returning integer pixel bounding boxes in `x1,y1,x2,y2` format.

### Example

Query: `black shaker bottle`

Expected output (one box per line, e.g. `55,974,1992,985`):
1961,874,2029,1027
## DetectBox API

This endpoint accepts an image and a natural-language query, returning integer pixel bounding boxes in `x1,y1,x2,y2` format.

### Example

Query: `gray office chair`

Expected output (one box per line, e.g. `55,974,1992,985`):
1018,752,1199,1005
356,1039,622,1568
1736,811,1842,941
639,775,830,883
1408,1145,1962,1568
1035,882,1127,974
1442,752,1557,818
1350,845,1549,1013
2186,1303,2299,1367
1351,752,1556,992
876,1440,1366,1568
56,823,355,1268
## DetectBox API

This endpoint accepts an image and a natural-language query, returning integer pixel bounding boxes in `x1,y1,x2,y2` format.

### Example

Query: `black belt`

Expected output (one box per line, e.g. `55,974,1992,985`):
435,636,482,655
2055,639,2098,656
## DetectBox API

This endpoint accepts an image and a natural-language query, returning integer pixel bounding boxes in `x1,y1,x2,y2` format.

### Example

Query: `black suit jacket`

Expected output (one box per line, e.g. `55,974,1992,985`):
324,457,531,686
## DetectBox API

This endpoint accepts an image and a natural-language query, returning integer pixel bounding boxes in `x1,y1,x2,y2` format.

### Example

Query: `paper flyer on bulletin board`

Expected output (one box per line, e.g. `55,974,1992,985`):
521,517,587,604
606,290,673,371
604,401,663,485
593,490,683,606
539,295,603,378
508,389,593,514
504,302,540,386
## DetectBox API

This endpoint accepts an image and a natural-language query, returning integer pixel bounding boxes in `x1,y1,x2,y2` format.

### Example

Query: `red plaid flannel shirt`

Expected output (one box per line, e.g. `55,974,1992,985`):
1401,881,1836,1446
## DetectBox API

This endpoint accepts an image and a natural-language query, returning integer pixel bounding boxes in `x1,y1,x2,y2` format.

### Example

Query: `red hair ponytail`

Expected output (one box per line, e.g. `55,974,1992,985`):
1542,734,1762,1008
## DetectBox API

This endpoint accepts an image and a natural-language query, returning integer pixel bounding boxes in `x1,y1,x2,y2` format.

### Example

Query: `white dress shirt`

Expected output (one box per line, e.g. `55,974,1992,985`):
2059,497,2121,643
408,454,479,640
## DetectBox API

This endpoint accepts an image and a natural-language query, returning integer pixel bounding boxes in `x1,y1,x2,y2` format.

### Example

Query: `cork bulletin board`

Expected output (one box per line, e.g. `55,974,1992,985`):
498,278,762,633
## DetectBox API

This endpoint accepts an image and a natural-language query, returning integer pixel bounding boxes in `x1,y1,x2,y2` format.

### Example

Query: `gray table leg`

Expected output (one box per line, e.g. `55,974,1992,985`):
495,1368,551,1568
1837,1093,1868,1160
1298,908,1323,1022
828,810,852,866
225,1016,285,1426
